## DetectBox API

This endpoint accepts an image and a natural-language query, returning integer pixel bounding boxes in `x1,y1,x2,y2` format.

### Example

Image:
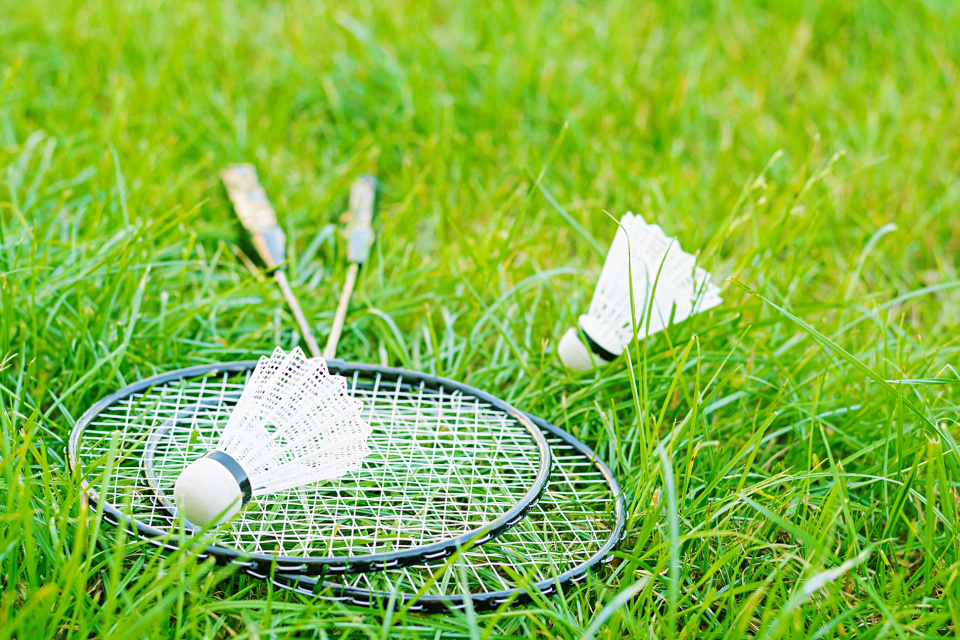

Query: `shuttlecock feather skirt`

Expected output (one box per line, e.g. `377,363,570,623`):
557,212,723,372
173,347,372,526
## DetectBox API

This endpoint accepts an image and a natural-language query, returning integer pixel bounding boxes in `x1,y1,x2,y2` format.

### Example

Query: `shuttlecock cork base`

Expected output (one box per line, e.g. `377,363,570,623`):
557,327,620,372
174,451,253,527
173,346,372,528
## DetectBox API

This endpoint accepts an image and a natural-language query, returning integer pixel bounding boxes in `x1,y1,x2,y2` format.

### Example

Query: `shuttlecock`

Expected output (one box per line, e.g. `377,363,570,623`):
558,212,723,372
173,347,372,527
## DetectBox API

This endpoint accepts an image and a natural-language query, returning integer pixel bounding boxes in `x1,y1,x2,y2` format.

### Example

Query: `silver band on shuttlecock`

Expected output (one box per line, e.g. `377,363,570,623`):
204,450,253,505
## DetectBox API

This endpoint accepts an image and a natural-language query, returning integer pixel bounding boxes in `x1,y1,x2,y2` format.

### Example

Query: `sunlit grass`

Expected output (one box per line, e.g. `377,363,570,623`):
2,0,960,637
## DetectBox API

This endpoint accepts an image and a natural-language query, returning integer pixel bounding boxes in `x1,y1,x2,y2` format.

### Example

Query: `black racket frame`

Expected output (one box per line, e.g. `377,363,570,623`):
271,413,627,613
68,360,552,577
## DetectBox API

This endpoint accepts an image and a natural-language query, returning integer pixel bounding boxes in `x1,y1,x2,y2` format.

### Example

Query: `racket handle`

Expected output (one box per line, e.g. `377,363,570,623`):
251,227,287,270
324,176,379,359
345,175,379,264
221,164,288,267
221,164,321,358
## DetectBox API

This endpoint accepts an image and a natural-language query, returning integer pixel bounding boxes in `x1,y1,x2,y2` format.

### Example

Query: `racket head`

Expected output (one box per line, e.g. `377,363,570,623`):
68,360,552,576
270,414,626,612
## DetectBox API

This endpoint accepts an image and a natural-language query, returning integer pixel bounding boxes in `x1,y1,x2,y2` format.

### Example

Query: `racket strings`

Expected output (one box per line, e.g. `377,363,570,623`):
76,369,544,557
325,436,615,597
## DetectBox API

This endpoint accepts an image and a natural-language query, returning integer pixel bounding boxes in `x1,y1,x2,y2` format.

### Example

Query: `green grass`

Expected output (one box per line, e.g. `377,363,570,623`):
2,0,960,637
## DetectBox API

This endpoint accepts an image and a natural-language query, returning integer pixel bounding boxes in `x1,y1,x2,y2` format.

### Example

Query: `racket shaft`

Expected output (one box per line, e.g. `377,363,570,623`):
276,270,321,358
324,263,358,359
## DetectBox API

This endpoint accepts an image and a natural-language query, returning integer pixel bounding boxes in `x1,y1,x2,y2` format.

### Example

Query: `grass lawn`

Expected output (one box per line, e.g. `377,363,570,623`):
3,0,960,637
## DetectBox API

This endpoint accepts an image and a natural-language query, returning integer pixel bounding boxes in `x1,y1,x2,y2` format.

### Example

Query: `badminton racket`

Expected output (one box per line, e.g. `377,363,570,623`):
272,412,626,612
69,360,551,576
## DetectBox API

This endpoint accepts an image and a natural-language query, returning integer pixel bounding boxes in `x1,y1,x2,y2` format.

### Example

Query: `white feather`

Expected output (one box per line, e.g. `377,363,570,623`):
559,212,723,372
174,347,371,526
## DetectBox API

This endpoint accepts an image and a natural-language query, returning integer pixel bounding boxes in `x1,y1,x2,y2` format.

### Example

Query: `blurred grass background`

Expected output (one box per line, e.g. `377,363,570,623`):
2,0,960,638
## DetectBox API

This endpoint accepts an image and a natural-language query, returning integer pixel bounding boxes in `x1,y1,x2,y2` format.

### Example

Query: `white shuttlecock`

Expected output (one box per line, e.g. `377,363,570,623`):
173,347,372,527
558,212,723,372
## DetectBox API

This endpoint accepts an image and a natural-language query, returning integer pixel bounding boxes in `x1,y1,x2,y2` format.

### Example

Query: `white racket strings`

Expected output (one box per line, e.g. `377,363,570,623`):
75,367,546,558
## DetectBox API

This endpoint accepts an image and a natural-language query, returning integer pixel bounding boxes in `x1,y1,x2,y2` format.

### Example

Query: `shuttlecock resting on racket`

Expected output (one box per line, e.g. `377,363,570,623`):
173,347,372,527
558,212,723,372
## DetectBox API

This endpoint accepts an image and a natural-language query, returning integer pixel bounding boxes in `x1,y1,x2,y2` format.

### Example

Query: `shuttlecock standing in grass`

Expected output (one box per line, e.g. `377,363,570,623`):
557,212,723,372
174,347,372,527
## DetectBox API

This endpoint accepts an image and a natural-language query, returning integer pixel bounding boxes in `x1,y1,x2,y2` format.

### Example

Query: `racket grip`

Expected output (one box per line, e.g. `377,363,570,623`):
345,175,378,264
253,226,287,270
